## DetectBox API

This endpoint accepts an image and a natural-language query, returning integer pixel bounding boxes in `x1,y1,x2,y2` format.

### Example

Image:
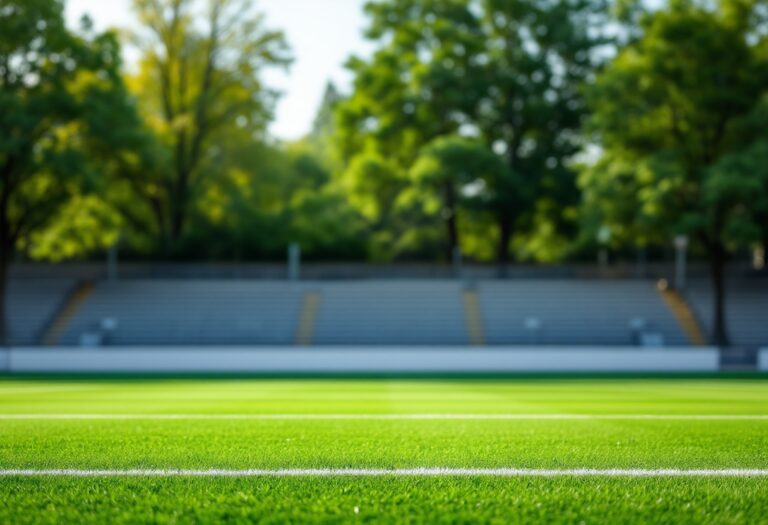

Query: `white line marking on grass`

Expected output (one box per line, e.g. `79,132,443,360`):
0,414,767,421
0,386,104,395
1,468,767,477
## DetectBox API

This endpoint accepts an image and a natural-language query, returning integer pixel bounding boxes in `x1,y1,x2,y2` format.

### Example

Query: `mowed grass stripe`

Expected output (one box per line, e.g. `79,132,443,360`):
2,379,767,417
3,468,768,477
3,477,767,524
2,413,768,420
3,418,766,470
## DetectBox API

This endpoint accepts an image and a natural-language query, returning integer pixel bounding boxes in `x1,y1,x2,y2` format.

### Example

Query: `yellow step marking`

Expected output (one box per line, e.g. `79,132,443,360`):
42,281,95,346
659,289,708,346
295,291,321,346
463,289,486,347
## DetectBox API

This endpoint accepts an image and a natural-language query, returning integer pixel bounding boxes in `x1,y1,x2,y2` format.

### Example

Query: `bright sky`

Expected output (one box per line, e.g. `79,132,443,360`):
65,0,373,141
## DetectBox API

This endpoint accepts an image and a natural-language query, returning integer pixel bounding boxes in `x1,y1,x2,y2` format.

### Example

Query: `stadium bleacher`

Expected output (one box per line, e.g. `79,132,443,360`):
6,278,76,346
57,280,304,346
686,278,768,348
6,275,765,348
477,280,690,346
312,281,468,345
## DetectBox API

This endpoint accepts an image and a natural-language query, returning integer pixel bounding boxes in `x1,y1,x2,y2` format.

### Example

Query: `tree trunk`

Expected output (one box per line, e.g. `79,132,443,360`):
147,198,169,256
497,212,513,278
0,176,10,346
0,236,9,347
167,184,188,255
710,243,730,348
443,181,459,261
446,212,459,262
170,206,185,248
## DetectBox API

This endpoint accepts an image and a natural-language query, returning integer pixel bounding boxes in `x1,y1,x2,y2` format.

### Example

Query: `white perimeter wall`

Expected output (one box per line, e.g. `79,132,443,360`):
0,347,720,373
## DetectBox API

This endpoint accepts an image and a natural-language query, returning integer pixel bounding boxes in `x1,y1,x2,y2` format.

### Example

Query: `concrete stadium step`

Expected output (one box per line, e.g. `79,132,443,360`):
6,279,77,345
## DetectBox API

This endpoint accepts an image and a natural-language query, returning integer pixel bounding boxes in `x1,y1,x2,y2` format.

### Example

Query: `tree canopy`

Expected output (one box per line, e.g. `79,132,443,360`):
335,0,610,265
129,0,291,252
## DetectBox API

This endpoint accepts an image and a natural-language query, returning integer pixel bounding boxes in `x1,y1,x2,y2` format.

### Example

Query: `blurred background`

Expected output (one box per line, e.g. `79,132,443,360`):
1,0,767,366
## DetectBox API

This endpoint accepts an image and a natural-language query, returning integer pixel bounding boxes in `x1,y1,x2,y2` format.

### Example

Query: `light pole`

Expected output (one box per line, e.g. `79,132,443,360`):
288,243,301,282
107,239,119,282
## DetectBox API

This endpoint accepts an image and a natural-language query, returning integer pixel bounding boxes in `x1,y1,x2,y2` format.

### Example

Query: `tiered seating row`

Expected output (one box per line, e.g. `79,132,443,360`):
6,278,764,347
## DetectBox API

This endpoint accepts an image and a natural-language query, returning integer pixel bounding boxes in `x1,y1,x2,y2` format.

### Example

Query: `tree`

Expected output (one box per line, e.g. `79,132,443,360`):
475,0,610,269
306,82,344,170
0,0,133,343
409,136,518,261
75,64,167,256
130,0,291,252
335,0,488,260
578,151,667,253
337,0,607,265
584,0,768,346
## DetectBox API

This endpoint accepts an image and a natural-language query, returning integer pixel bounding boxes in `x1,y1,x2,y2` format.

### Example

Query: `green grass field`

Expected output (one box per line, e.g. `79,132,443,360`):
1,377,767,523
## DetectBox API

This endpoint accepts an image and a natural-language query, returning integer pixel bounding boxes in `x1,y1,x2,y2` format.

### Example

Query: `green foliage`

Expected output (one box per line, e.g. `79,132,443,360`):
306,82,344,171
584,0,768,248
341,152,403,224
407,137,517,258
0,0,124,254
578,153,670,249
334,0,490,260
477,0,611,263
582,0,768,344
336,0,609,264
4,0,768,288
411,137,506,188
23,195,122,262
178,137,367,261
129,0,292,249
288,187,368,261
706,140,768,247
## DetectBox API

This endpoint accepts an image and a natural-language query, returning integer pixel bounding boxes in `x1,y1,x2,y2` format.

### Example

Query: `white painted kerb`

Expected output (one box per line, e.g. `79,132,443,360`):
1,347,720,373
759,348,768,371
